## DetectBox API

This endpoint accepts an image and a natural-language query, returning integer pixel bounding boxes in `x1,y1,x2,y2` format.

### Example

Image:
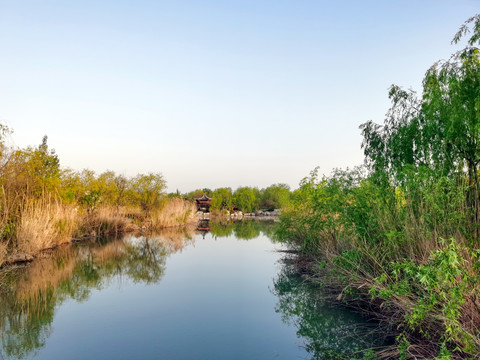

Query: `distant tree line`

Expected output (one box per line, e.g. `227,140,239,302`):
0,132,196,263
171,184,292,213
1,133,168,214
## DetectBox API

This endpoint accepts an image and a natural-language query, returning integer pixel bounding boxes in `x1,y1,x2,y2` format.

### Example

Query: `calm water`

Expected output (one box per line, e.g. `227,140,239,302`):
0,221,384,360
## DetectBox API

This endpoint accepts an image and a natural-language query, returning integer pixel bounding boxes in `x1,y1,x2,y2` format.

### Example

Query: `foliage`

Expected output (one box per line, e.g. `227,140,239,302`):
210,187,233,211
277,14,480,358
128,173,166,212
233,186,258,213
259,183,291,210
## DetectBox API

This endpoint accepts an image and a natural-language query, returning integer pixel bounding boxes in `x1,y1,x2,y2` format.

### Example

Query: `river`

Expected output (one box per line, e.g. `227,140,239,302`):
0,221,386,359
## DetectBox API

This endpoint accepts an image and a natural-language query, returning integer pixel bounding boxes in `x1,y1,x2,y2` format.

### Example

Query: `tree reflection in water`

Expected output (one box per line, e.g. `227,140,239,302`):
273,257,388,360
0,228,193,359
209,219,277,240
0,222,386,360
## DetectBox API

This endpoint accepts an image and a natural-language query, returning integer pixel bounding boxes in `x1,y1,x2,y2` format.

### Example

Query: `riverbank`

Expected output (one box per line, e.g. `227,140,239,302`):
277,247,407,359
200,208,281,221
0,198,197,268
276,171,480,359
274,16,480,358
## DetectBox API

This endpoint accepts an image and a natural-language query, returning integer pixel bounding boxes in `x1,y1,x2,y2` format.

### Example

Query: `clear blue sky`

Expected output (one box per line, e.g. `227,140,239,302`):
0,1,477,192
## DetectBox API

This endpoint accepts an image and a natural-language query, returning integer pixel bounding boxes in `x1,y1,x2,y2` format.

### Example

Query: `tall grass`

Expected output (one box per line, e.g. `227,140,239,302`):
277,169,480,358
16,199,79,254
147,198,197,230
0,240,6,267
80,206,137,236
79,199,197,236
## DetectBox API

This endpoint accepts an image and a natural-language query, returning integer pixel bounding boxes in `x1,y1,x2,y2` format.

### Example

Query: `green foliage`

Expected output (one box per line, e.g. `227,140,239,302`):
233,186,258,213
210,187,233,211
452,14,480,46
128,173,166,211
9,136,61,196
277,14,480,358
79,190,101,212
184,189,212,201
259,183,291,210
209,184,292,213
360,28,480,238
372,238,480,356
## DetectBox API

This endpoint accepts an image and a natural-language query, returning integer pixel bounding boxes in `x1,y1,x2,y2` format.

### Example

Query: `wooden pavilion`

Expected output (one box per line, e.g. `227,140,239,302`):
195,193,212,212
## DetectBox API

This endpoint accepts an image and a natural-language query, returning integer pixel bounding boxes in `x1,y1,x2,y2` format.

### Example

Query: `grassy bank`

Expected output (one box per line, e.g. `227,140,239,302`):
0,132,197,267
0,198,197,267
277,169,480,358
276,16,480,359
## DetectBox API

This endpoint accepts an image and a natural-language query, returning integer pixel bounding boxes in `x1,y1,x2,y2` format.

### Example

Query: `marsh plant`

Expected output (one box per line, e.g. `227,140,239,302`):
0,132,196,266
277,15,480,359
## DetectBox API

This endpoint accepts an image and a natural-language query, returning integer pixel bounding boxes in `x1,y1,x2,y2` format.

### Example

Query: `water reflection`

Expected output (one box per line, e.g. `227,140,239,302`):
0,222,385,360
273,257,388,359
208,219,277,240
0,227,194,359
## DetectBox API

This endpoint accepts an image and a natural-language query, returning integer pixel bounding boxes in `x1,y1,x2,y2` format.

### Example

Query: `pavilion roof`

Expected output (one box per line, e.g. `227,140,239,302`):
195,193,212,201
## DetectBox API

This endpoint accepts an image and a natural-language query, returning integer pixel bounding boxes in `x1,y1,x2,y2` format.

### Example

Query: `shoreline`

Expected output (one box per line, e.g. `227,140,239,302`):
0,210,199,269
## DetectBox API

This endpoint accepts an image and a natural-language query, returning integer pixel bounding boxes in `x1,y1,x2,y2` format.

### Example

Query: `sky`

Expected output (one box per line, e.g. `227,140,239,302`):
0,1,478,192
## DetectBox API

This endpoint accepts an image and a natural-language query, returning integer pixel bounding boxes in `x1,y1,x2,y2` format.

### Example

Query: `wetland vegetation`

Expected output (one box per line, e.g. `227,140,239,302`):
276,15,480,359
0,128,292,267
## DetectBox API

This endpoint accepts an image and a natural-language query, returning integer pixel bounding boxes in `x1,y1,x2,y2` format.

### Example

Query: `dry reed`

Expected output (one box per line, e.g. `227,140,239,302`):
81,206,137,236
16,199,79,254
0,240,7,267
148,198,197,229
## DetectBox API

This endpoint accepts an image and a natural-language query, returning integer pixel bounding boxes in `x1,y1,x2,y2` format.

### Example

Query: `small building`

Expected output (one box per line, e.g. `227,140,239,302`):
195,193,212,212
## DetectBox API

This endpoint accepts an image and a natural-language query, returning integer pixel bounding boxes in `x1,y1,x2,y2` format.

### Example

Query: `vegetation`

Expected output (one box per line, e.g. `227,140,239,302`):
0,131,196,267
276,15,480,359
188,183,292,214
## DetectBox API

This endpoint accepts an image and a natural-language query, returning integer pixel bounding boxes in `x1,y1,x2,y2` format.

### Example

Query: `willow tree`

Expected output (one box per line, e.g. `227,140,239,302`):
361,14,480,235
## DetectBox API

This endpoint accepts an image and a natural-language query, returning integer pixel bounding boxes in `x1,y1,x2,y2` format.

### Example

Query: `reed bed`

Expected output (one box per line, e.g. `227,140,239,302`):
147,198,197,230
80,206,138,236
1,198,196,267
16,199,79,254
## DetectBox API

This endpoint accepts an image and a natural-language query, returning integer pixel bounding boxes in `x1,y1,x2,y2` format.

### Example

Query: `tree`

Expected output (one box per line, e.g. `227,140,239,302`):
260,184,291,210
360,13,480,236
9,135,61,196
211,187,233,211
96,171,128,207
233,187,258,213
129,173,166,211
